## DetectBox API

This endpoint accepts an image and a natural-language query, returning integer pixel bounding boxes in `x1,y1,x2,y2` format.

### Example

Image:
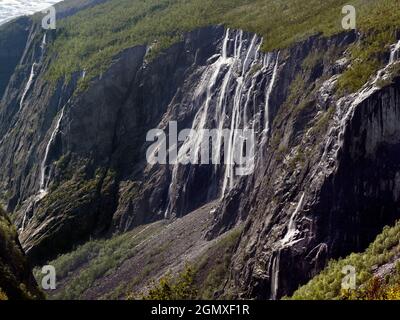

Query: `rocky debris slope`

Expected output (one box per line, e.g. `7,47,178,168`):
42,201,236,300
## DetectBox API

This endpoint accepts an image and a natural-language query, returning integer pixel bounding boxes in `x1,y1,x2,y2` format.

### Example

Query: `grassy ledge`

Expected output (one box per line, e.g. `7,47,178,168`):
38,0,400,92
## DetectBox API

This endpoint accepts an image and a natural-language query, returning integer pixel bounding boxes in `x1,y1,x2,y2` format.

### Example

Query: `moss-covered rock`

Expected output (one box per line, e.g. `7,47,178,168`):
0,206,43,300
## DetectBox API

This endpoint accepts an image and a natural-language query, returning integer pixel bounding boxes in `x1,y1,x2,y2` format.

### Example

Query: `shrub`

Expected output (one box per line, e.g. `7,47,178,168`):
0,288,8,300
291,220,400,300
131,265,198,300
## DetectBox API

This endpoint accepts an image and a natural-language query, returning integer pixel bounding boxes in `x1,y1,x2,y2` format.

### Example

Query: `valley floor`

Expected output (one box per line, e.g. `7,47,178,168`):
39,201,240,300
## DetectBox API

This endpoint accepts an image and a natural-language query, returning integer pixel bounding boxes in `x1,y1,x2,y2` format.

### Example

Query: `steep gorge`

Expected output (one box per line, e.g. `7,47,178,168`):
1,1,400,300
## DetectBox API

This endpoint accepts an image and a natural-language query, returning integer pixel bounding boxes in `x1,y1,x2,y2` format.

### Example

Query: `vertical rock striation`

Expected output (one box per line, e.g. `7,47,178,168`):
1,15,400,300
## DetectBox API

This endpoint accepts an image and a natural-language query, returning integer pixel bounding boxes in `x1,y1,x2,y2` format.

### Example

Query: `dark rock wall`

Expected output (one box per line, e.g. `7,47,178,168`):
1,15,400,301
0,206,42,300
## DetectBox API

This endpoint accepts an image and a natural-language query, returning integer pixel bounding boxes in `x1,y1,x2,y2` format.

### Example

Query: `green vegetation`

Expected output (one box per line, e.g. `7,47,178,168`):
192,227,242,299
338,1,400,93
129,265,198,300
287,148,307,172
290,221,400,300
342,266,400,300
309,106,336,136
0,206,43,300
126,227,242,300
376,63,400,88
35,221,164,299
0,288,7,300
40,0,400,93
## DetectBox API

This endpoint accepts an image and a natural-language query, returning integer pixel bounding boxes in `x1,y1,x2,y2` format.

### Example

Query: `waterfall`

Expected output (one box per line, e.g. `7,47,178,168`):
20,103,67,232
281,193,305,246
220,31,264,195
164,29,233,217
19,33,47,111
19,63,37,110
268,37,400,302
41,33,47,50
222,76,244,194
263,52,280,133
389,39,400,64
268,193,305,299
163,28,280,216
331,38,400,157
270,250,281,300
21,210,28,232
40,106,65,194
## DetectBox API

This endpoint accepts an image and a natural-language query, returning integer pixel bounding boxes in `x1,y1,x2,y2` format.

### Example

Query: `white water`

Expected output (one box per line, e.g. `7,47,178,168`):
335,39,400,156
270,250,281,300
160,28,284,218
41,33,47,49
296,37,400,297
264,52,280,133
389,39,400,64
268,193,305,299
19,62,37,110
164,29,233,217
281,193,305,246
220,30,265,195
21,209,28,232
19,33,47,112
164,28,274,217
40,106,65,193
222,77,243,194
20,104,66,231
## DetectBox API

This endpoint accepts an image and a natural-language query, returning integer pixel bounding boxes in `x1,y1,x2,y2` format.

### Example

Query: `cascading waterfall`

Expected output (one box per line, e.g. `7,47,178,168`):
390,39,400,64
19,34,50,232
163,28,281,217
19,34,47,112
41,33,47,50
40,106,65,194
220,32,266,195
299,37,400,299
281,193,305,246
19,62,37,110
320,38,400,166
263,52,280,133
164,29,234,217
270,193,305,300
270,250,281,301
20,105,65,232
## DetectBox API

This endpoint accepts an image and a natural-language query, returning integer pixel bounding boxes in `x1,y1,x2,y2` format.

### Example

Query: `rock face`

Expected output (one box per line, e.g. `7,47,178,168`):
0,206,42,300
227,40,400,299
0,17,31,99
1,10,400,299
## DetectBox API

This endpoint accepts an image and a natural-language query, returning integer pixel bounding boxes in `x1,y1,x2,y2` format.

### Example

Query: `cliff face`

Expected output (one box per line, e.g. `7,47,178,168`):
0,206,42,300
229,61,400,299
0,17,31,99
1,12,400,299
